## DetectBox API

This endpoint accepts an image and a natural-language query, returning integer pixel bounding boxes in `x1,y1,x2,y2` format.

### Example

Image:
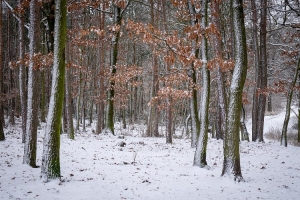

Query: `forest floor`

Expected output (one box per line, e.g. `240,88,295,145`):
1,109,300,200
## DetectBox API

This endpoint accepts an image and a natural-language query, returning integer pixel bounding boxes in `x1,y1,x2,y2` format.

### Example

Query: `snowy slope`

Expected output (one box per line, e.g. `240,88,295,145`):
0,114,300,200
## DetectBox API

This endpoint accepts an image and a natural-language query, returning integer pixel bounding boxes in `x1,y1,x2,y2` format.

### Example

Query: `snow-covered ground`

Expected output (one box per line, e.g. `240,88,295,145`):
1,110,300,200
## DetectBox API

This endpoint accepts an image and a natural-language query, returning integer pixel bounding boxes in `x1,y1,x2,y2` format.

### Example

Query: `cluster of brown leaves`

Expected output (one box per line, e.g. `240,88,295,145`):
14,0,30,15
9,53,53,70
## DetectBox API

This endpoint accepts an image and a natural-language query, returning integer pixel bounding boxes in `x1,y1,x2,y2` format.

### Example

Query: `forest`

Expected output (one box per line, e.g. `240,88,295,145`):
0,0,300,199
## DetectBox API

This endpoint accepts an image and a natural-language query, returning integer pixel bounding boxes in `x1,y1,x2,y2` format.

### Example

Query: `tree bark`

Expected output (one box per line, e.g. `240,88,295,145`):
251,0,260,142
0,0,5,141
212,0,227,140
41,0,67,181
23,0,40,168
105,4,122,135
194,0,209,168
146,0,159,137
221,0,247,181
65,68,74,139
281,57,300,147
187,0,200,147
256,0,268,143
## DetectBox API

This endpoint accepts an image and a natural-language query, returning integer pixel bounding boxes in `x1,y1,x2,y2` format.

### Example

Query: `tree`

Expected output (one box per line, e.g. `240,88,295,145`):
146,0,159,138
41,0,67,181
187,0,200,148
105,2,129,135
23,0,40,168
0,0,4,142
221,0,248,181
18,0,27,143
212,0,227,140
194,0,209,168
256,0,268,143
281,56,300,147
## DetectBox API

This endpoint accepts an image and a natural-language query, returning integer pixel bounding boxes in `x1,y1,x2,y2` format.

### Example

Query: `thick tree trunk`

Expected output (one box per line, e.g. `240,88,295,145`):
41,0,66,181
221,0,247,181
194,0,209,168
23,0,40,168
256,0,268,143
281,57,300,147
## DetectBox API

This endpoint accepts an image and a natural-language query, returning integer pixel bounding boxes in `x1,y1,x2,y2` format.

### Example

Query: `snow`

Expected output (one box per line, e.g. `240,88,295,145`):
1,111,300,199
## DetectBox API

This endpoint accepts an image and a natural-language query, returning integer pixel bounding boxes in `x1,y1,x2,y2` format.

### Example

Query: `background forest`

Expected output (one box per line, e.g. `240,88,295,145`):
0,0,300,191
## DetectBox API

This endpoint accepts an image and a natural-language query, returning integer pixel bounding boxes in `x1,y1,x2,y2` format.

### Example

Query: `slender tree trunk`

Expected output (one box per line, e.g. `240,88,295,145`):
194,0,209,168
281,57,300,147
256,0,267,143
0,0,3,129
66,68,74,139
41,0,66,181
221,0,247,181
76,72,81,131
146,0,159,137
251,0,260,142
0,116,4,141
161,0,172,143
187,0,200,147
23,0,40,168
212,0,227,140
240,104,249,141
105,4,122,135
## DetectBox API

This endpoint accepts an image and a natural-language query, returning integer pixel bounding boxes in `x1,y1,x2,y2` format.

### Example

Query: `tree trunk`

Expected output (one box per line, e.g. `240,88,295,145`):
105,4,122,135
221,0,247,181
66,68,74,139
187,0,200,147
161,0,172,143
0,0,4,140
251,0,260,142
194,0,209,168
240,105,249,141
281,57,300,147
146,0,159,138
41,0,66,181
212,0,227,140
256,0,268,143
23,0,40,168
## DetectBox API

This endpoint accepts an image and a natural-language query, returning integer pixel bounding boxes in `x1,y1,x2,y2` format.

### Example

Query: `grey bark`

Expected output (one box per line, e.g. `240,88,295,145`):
251,0,260,142
194,0,209,168
23,0,40,168
41,0,67,181
187,0,200,147
146,0,159,137
221,0,247,181
256,0,268,143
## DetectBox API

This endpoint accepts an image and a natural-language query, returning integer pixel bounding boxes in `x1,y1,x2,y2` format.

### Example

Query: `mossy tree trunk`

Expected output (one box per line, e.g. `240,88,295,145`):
23,0,40,168
221,0,247,181
187,0,200,148
41,0,66,181
105,4,122,135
